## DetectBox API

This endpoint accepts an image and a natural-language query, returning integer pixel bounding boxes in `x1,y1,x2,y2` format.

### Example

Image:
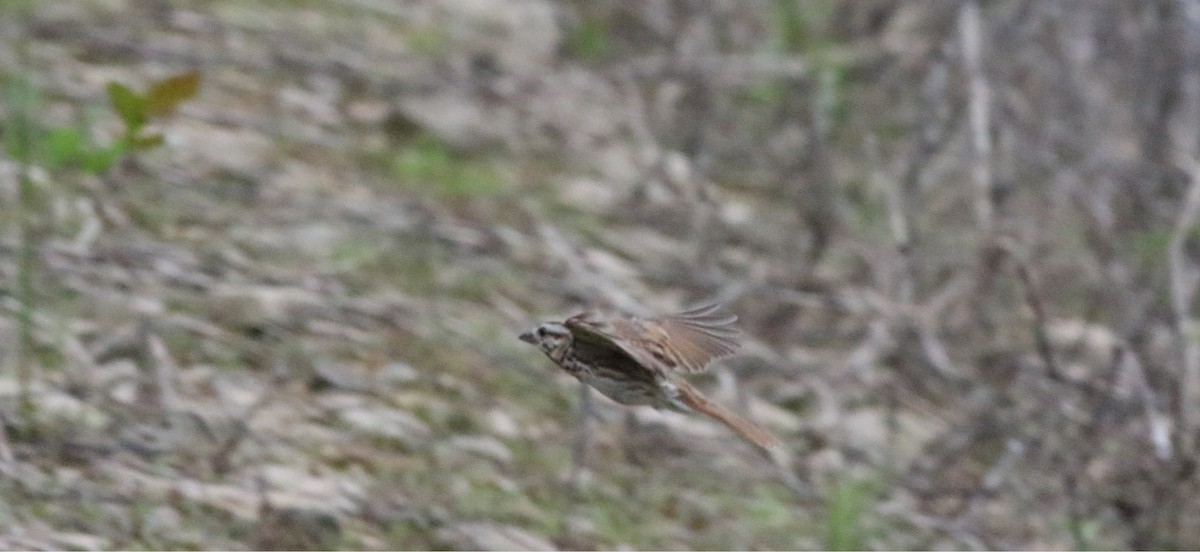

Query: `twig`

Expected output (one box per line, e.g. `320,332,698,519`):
209,365,285,475
870,133,914,305
918,325,961,379
842,319,894,376
1117,346,1172,461
959,0,995,232
877,496,987,550
567,382,592,502
0,410,14,479
146,331,179,414
995,239,1063,381
556,382,594,544
1167,153,1200,456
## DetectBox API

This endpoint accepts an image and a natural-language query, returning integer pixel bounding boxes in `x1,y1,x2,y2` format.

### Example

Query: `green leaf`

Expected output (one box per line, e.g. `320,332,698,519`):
83,143,124,174
107,81,147,131
144,71,201,117
43,127,86,169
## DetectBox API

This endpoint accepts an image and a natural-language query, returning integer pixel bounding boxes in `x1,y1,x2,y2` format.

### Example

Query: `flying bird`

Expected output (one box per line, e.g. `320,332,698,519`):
519,304,781,451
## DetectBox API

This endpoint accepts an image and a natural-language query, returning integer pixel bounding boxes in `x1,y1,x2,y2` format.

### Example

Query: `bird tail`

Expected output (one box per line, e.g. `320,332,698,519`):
675,379,783,452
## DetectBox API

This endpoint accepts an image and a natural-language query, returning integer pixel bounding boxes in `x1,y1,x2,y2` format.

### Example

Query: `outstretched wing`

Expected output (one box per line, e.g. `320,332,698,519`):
565,303,741,374
650,303,742,372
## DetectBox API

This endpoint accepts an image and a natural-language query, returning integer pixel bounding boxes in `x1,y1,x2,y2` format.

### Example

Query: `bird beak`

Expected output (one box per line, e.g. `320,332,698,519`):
518,330,536,344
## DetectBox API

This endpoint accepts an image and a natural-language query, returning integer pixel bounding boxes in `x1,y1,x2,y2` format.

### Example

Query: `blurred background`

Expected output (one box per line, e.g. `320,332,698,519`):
2,0,1200,549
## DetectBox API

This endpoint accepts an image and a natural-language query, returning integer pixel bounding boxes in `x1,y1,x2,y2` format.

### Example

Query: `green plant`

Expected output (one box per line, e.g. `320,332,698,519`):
392,134,506,199
4,71,200,176
1068,516,1099,551
824,476,876,551
566,18,611,61
0,71,200,421
4,77,39,420
106,71,201,154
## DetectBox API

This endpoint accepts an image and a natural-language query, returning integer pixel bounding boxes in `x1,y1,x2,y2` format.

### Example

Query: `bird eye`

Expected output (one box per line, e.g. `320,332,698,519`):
537,327,546,337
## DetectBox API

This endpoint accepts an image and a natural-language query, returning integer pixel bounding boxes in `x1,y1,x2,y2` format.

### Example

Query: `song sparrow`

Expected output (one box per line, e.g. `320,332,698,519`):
519,304,782,451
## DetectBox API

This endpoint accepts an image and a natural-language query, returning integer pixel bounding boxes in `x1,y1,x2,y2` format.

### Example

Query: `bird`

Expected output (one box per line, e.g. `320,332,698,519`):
518,303,782,452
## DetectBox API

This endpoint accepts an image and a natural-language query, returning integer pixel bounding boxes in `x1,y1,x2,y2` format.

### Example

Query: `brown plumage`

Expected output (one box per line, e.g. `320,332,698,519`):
519,304,782,451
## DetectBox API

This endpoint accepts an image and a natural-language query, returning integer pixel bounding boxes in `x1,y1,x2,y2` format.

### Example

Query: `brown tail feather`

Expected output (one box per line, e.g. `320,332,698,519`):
675,380,783,451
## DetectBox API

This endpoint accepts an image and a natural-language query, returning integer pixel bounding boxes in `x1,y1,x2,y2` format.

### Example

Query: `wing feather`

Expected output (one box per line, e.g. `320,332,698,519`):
652,303,741,373
565,303,741,374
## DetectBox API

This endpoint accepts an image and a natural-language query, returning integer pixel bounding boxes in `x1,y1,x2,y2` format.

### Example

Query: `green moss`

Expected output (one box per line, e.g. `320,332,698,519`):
586,498,657,547
0,0,34,15
744,79,788,107
824,476,878,551
392,135,507,200
404,26,452,57
747,485,796,531
1132,228,1172,267
565,18,611,61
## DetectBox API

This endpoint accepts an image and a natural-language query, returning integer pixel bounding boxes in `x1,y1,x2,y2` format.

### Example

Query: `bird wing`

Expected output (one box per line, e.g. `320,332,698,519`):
650,303,742,372
565,303,741,374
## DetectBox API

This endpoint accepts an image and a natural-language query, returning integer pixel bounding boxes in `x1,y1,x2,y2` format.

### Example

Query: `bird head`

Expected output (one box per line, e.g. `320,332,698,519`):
518,322,572,360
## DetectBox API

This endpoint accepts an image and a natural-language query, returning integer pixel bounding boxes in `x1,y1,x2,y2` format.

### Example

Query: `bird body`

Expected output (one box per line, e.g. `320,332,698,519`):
519,304,781,451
